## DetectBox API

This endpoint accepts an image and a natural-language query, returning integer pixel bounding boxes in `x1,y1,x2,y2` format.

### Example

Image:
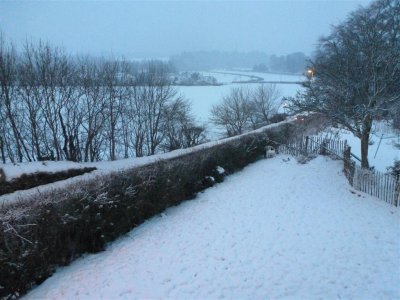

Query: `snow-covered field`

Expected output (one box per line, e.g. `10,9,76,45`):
178,71,303,135
24,156,400,300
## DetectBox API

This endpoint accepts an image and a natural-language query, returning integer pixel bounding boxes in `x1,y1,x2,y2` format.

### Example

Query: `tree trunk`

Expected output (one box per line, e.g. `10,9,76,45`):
0,136,5,163
59,111,70,161
360,132,370,169
360,116,372,169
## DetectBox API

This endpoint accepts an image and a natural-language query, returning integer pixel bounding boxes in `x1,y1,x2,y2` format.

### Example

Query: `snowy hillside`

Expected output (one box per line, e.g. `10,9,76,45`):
25,156,400,299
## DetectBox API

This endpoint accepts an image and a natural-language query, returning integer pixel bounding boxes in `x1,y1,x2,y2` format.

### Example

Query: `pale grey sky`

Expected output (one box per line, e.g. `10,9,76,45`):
0,0,372,58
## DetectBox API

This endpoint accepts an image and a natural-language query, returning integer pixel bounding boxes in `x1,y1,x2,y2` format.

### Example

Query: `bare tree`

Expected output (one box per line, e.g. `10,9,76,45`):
103,59,122,160
211,84,281,137
250,84,280,128
114,59,133,159
21,41,74,161
141,70,179,155
161,97,206,151
19,42,43,161
77,57,108,162
290,0,400,168
128,83,147,157
161,97,189,152
126,66,199,156
56,55,82,162
0,36,32,162
210,87,253,137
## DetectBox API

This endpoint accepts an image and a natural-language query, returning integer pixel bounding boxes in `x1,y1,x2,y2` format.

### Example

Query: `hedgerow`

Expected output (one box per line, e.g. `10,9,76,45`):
0,167,97,196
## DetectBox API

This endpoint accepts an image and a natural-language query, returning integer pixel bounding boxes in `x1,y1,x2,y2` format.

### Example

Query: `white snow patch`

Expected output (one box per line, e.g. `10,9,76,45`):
216,166,225,175
205,176,215,182
24,156,400,300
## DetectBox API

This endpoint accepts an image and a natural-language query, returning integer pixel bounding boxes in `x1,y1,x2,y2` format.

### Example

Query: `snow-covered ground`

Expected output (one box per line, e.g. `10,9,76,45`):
319,122,400,172
24,156,400,300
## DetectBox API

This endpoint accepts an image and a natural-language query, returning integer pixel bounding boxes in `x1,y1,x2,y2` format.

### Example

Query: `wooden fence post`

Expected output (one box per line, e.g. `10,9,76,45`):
343,145,355,186
305,136,309,155
320,139,327,155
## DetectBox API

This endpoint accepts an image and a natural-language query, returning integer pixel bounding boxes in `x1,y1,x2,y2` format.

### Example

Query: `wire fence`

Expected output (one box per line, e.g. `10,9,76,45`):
279,136,399,206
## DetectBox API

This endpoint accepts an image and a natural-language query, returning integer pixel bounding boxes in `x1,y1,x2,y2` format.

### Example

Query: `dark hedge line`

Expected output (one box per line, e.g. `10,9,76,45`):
0,167,97,197
0,121,303,299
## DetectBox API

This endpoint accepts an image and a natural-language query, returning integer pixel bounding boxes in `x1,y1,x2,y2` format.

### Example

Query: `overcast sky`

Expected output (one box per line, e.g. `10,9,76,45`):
0,0,372,58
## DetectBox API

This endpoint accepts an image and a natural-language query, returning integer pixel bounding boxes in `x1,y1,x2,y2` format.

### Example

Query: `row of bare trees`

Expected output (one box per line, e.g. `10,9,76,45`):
0,37,205,163
210,84,281,137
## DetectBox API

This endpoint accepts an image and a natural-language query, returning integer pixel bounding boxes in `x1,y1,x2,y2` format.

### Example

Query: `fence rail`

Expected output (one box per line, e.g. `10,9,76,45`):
279,135,399,206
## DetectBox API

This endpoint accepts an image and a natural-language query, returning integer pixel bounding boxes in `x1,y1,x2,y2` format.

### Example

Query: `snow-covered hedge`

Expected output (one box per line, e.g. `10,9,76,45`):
0,167,97,197
0,117,316,298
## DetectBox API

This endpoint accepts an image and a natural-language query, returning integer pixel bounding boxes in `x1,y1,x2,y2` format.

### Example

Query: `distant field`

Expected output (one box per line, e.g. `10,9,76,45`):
178,71,304,137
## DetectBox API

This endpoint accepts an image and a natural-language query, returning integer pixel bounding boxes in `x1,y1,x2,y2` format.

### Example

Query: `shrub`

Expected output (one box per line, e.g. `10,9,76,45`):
387,160,400,180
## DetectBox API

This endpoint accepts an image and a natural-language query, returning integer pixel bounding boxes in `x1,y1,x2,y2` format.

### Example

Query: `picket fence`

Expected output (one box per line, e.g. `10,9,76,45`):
278,136,399,206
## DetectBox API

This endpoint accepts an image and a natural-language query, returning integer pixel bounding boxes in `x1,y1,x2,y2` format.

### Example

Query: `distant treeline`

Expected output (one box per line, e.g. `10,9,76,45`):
170,51,270,71
254,52,309,74
170,51,309,74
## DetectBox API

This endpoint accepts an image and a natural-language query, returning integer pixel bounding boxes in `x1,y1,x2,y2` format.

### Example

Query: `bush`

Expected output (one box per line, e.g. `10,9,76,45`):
387,160,400,180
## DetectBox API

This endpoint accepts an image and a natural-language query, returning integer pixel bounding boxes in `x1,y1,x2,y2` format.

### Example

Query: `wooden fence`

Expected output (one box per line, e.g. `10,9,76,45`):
352,167,399,205
279,136,400,206
279,136,346,159
343,145,399,206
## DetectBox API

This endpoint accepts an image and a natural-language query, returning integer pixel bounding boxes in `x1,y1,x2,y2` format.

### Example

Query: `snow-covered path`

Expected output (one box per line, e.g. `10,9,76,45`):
25,156,400,300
